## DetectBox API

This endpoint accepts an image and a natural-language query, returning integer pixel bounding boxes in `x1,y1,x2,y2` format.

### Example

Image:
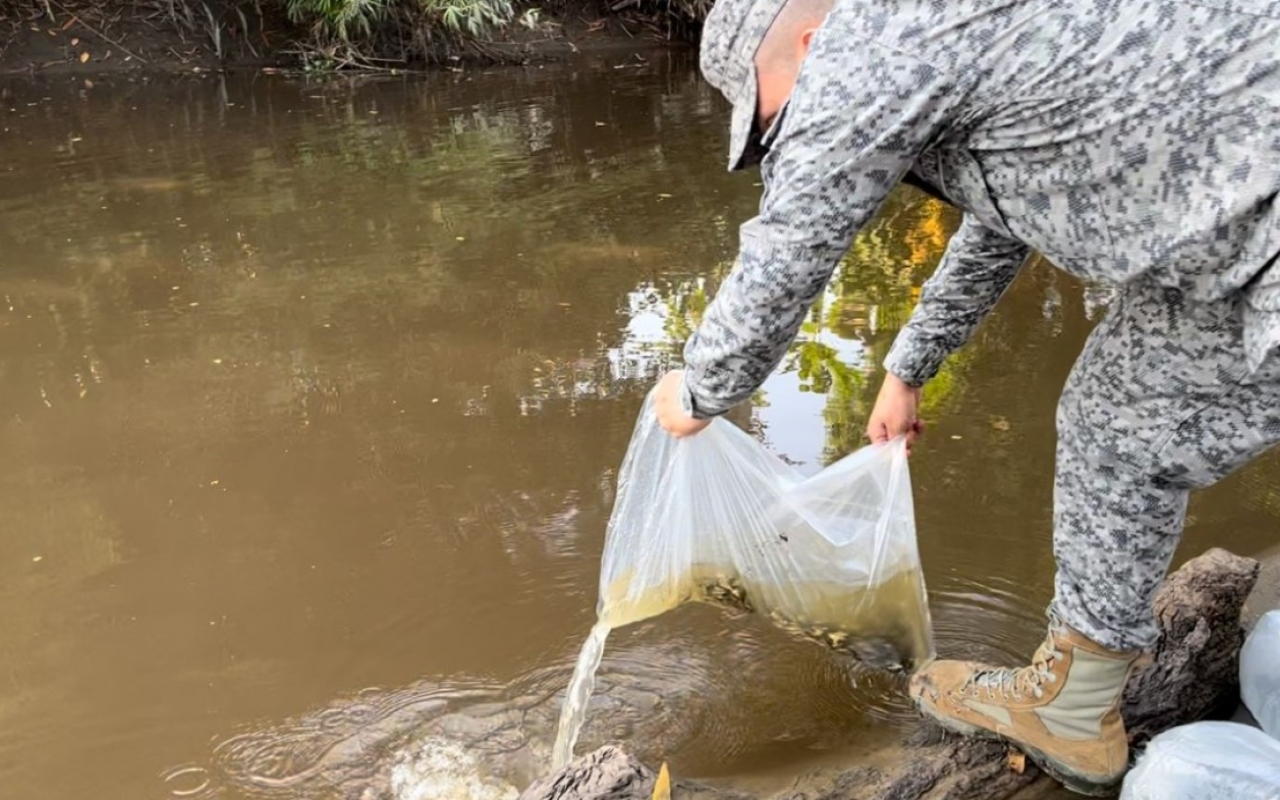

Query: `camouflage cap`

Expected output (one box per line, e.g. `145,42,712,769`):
699,0,792,171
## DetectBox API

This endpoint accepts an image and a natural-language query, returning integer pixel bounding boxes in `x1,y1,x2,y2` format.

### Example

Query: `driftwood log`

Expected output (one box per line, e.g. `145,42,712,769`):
521,548,1260,800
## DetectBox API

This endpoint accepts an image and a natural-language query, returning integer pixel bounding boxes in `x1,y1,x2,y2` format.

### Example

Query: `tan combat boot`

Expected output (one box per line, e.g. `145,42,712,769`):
909,622,1141,797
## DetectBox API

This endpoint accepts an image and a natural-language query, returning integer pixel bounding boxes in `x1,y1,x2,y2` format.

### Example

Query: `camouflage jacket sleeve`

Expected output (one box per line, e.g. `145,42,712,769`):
883,214,1030,387
679,31,964,419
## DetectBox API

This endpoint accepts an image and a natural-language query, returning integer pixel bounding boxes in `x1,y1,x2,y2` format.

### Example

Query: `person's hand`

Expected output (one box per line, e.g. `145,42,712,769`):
654,370,711,438
866,372,925,453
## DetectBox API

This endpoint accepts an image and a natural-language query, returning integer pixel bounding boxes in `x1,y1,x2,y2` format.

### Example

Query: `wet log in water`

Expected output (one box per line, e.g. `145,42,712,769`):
521,548,1260,800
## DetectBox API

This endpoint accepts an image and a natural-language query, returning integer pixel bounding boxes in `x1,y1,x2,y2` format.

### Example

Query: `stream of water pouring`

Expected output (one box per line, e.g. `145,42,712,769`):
551,622,612,769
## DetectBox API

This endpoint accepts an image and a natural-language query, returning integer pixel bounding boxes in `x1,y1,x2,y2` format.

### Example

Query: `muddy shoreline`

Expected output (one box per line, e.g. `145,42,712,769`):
0,2,689,76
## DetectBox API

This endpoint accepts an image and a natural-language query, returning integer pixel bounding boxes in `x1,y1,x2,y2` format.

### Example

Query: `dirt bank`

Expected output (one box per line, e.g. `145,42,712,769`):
0,0,689,76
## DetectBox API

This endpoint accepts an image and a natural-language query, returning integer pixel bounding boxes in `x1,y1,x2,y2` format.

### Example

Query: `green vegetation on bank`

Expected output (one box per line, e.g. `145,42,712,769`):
0,0,710,70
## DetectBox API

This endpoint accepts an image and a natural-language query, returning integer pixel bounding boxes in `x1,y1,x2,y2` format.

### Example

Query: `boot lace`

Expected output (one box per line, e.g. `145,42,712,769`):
962,630,1065,702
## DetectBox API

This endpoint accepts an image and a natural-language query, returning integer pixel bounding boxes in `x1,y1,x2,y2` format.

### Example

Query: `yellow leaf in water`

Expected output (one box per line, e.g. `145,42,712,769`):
1007,749,1026,774
650,762,671,800
79,52,90,63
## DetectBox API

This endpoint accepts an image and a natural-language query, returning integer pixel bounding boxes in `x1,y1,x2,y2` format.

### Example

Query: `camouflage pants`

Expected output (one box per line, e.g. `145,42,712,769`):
1052,278,1280,652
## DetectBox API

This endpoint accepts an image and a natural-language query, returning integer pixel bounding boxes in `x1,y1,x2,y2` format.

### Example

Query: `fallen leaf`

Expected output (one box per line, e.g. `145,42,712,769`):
991,416,1011,432
79,51,90,63
1007,750,1026,774
650,763,671,800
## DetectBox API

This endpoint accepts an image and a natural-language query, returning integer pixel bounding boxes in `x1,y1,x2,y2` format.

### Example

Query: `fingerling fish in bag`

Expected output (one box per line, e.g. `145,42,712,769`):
551,391,935,768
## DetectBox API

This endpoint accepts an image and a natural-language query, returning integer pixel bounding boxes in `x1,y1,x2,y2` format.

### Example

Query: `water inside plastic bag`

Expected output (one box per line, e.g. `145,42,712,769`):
599,564,932,670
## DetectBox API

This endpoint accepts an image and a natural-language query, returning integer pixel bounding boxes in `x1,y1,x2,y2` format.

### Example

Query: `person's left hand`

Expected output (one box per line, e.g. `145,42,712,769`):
654,370,711,438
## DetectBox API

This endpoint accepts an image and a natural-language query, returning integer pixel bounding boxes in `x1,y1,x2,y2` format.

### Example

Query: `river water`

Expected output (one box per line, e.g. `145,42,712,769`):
1,53,1278,800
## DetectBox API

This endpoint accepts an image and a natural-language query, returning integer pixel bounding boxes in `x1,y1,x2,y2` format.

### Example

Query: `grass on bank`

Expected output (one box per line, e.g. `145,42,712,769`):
0,0,711,70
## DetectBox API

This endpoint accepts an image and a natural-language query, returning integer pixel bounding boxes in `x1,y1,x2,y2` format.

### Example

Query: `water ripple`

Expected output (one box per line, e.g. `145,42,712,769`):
177,579,1047,799
193,681,503,799
930,573,1048,665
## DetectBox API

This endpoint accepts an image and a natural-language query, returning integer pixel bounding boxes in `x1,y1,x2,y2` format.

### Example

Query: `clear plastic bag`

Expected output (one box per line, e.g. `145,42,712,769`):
1120,721,1280,800
596,392,936,672
1241,608,1280,740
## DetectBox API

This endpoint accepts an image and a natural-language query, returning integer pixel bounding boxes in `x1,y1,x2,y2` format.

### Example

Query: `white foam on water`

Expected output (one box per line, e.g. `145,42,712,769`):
389,735,519,800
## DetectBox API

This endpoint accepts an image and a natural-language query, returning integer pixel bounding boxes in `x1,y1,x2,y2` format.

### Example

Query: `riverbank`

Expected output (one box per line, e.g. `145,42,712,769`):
0,0,692,75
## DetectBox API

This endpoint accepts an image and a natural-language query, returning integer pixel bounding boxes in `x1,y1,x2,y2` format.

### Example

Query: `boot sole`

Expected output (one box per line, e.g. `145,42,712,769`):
916,699,1123,798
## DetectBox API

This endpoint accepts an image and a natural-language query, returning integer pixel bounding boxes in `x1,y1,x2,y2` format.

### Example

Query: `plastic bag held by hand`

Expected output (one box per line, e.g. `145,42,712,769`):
1120,721,1280,799
597,391,936,671
1241,609,1280,739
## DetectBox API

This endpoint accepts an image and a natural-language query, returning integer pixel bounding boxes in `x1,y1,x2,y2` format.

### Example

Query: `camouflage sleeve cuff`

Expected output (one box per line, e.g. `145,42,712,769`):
883,333,947,388
678,371,715,420
881,213,1031,388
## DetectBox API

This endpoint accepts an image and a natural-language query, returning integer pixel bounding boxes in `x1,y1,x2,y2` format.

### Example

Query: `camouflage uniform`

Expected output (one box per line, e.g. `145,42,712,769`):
684,0,1280,651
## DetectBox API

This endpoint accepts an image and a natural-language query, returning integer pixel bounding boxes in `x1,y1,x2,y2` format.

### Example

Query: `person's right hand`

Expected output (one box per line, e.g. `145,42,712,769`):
866,372,925,453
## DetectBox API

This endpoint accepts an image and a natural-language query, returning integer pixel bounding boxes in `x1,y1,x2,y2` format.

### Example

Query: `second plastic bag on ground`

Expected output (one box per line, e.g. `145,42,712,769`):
1241,608,1280,739
1119,721,1280,800
597,392,935,672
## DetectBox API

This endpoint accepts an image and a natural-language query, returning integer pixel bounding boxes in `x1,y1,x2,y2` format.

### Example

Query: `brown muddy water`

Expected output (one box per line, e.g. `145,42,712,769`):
1,54,1278,800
